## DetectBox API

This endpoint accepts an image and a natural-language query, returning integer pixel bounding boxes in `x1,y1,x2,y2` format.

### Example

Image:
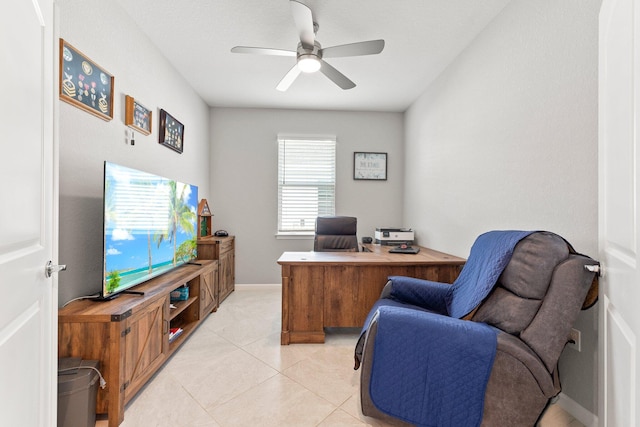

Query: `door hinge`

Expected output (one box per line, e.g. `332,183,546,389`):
121,326,131,337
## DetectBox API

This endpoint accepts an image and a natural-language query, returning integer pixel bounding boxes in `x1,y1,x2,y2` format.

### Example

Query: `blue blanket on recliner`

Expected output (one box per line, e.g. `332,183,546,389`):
362,230,534,426
447,230,534,318
380,230,534,318
370,305,497,427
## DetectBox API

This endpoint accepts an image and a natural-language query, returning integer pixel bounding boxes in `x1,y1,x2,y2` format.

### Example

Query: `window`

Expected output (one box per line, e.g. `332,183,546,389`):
277,136,336,235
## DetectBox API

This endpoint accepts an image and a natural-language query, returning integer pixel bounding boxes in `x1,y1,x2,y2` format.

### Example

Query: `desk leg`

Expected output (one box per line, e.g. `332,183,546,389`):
281,265,291,345
280,264,326,344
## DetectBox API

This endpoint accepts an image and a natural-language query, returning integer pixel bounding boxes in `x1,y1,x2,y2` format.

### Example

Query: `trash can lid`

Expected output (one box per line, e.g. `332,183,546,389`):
58,358,99,393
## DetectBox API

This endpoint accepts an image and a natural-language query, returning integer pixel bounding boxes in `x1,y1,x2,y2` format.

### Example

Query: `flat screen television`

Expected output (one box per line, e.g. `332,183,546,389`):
100,161,198,299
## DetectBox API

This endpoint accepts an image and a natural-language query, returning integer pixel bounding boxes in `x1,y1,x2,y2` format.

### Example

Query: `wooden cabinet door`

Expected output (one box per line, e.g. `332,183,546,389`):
123,297,168,401
199,265,219,316
219,250,235,302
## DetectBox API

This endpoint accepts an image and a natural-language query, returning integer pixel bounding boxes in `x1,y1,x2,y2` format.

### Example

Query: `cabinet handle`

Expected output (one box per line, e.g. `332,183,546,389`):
163,319,169,334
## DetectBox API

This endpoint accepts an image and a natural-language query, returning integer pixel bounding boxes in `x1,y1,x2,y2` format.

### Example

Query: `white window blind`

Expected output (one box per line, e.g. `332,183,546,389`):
278,136,336,234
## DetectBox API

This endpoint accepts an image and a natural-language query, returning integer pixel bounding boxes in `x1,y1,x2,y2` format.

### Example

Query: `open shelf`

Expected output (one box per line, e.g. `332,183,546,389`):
168,320,198,349
168,280,200,351
169,296,198,320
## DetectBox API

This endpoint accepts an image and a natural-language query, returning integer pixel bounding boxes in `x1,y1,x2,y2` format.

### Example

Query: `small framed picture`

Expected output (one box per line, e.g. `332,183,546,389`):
354,152,387,180
159,109,184,153
125,95,152,135
59,39,114,121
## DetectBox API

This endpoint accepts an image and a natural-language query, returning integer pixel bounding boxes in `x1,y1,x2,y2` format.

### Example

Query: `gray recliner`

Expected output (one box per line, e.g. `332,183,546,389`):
356,231,598,426
313,216,359,252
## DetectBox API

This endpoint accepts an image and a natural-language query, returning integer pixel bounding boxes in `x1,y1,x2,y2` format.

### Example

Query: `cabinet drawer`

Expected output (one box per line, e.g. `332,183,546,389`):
220,237,234,254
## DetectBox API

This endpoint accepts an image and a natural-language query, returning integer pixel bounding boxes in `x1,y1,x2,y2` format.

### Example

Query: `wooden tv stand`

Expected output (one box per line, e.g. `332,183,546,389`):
58,260,218,427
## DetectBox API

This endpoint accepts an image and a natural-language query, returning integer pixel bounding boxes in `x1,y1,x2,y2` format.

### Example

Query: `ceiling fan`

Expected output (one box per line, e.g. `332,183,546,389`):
231,0,385,91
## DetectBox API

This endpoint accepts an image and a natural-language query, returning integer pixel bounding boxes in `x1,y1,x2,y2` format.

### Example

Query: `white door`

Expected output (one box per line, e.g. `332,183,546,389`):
599,0,640,425
0,0,57,425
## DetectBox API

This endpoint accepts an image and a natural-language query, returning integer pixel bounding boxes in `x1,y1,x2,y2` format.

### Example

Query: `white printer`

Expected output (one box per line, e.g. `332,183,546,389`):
374,227,415,245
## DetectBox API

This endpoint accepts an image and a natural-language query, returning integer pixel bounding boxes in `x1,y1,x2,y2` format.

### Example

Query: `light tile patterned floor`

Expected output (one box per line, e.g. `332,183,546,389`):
97,287,584,427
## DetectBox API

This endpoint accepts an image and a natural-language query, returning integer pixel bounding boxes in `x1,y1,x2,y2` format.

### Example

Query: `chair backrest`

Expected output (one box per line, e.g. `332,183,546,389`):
471,231,596,372
314,216,359,252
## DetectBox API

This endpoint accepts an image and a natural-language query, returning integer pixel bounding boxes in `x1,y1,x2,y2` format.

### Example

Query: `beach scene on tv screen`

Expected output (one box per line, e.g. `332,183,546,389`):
104,163,198,295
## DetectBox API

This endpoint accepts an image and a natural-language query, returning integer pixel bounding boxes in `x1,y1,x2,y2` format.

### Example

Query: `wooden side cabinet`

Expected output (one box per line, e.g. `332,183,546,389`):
197,235,235,303
58,260,217,427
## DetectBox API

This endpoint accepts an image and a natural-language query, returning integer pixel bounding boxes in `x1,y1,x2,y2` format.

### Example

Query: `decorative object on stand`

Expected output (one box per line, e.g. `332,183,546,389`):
197,199,213,237
159,109,184,153
59,39,114,121
170,284,189,302
354,152,387,180
125,95,152,135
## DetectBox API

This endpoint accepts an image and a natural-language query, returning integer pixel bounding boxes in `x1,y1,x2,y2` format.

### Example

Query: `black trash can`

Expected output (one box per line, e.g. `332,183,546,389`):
57,357,100,427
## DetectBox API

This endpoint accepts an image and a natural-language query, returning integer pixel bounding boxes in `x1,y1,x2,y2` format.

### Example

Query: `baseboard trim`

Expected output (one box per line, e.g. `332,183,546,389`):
235,283,281,291
557,393,598,427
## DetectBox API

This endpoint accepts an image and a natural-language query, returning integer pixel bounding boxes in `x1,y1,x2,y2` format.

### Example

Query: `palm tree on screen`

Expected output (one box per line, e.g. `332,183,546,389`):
164,181,195,265
149,181,195,266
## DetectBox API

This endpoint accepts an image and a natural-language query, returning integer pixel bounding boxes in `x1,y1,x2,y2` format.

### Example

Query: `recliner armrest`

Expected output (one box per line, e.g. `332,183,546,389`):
385,275,451,314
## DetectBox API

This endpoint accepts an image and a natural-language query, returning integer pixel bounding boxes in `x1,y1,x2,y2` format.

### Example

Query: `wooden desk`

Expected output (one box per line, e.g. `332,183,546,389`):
277,244,465,344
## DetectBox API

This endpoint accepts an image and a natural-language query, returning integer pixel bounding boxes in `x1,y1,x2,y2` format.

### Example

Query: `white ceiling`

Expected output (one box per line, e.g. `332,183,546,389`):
114,0,511,112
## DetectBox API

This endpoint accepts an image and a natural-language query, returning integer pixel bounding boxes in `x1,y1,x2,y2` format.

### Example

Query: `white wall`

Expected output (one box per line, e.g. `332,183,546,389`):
57,0,211,306
404,0,600,414
210,108,404,284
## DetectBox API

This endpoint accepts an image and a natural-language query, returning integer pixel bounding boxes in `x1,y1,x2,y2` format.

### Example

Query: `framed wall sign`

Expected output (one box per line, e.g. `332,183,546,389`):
354,152,387,180
125,95,152,135
159,109,184,153
59,39,114,121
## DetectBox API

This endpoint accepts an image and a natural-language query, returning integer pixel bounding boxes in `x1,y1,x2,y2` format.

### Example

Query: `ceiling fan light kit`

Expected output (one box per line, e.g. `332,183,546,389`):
231,0,385,91
296,41,322,73
297,55,321,73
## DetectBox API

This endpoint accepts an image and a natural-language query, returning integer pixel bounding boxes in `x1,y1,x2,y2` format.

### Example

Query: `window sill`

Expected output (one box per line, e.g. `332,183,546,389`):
275,232,314,240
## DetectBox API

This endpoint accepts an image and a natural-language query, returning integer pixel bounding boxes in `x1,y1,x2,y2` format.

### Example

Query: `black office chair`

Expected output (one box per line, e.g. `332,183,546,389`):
314,216,359,252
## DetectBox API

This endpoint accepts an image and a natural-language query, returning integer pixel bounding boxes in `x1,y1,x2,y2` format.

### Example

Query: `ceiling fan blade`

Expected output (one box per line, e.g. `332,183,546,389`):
321,40,385,58
319,60,355,90
290,0,315,49
276,64,302,91
231,46,296,57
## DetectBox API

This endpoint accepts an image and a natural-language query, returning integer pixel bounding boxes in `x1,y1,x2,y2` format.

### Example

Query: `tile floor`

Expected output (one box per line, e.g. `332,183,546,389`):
97,286,584,427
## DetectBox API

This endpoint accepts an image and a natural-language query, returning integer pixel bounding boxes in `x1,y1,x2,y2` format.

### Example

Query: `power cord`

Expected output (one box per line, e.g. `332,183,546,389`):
62,293,101,307
58,366,107,389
